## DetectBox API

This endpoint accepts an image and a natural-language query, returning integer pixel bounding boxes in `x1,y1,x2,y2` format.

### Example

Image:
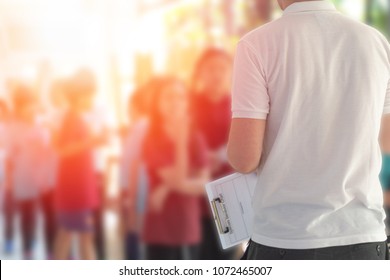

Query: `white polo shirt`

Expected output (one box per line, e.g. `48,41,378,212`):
232,0,390,249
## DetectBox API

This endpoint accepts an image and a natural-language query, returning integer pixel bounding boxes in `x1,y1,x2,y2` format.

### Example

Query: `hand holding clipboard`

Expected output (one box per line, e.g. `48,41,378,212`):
205,172,257,249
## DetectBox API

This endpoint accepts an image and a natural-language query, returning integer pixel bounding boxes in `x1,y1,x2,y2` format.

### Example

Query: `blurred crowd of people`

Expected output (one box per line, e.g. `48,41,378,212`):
1,44,389,260
0,47,242,260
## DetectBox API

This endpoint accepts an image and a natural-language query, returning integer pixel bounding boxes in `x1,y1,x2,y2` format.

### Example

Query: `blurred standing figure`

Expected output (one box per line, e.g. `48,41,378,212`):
0,99,8,194
5,85,48,259
77,70,110,260
53,71,105,260
119,82,153,260
141,77,209,260
37,79,69,259
0,98,14,254
190,49,236,259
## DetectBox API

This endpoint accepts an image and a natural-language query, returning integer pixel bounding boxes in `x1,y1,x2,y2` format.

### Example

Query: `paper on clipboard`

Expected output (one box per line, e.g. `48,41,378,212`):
205,172,257,249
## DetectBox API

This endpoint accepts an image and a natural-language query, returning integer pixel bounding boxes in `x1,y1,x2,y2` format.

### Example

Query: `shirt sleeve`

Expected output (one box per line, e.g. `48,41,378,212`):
384,79,390,115
231,40,269,120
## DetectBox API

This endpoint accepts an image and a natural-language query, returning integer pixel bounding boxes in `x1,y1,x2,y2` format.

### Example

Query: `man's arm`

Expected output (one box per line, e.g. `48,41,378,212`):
228,40,269,174
227,118,266,174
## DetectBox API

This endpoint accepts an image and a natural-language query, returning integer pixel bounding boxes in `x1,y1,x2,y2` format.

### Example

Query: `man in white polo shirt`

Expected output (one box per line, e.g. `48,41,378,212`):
227,0,390,259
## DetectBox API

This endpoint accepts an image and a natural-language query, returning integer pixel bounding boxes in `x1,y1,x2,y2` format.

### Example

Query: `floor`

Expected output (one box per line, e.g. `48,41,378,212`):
0,210,389,260
0,209,122,260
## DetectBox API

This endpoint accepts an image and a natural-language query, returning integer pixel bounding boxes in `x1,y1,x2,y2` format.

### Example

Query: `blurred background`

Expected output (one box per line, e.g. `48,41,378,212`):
0,0,389,260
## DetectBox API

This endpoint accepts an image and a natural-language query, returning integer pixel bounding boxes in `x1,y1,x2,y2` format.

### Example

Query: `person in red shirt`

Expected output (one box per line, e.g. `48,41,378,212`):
53,70,105,260
190,48,237,259
140,77,209,260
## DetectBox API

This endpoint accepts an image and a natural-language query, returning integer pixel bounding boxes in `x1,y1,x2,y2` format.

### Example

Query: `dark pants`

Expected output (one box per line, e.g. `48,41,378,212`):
199,217,237,260
4,193,39,254
40,190,56,254
3,189,14,241
18,199,37,253
94,172,105,259
242,240,389,260
146,244,199,260
124,232,140,260
93,207,104,259
120,192,141,260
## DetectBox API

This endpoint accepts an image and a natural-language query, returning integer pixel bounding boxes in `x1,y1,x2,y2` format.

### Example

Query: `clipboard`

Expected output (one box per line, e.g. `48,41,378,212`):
205,172,257,249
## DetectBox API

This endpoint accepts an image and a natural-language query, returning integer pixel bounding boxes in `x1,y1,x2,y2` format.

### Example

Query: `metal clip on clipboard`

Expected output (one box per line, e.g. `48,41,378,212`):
211,194,232,234
205,172,257,249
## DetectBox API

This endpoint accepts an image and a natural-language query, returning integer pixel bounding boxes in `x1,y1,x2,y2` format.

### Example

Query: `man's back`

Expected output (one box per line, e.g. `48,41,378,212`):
232,1,390,249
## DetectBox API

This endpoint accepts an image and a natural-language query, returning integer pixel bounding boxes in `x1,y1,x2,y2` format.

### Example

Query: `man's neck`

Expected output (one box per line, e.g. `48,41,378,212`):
281,0,323,10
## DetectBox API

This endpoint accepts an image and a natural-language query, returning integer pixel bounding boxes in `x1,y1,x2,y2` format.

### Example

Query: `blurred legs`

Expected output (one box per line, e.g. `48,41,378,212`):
40,190,56,257
3,189,15,253
19,199,37,258
54,228,72,260
80,232,96,260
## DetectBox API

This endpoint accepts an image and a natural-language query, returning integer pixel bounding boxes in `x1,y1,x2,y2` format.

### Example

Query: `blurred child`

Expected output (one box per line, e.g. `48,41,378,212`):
38,138,57,259
190,48,237,259
53,71,104,260
79,71,110,260
140,77,209,260
37,79,69,259
119,83,152,260
84,124,109,260
5,85,48,259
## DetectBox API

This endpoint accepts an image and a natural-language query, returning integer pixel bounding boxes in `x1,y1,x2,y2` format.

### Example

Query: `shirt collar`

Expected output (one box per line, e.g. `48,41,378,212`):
283,1,337,15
